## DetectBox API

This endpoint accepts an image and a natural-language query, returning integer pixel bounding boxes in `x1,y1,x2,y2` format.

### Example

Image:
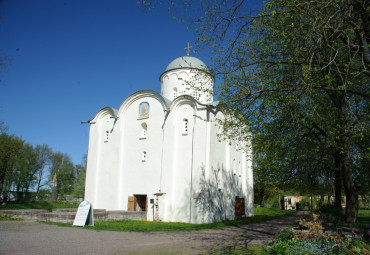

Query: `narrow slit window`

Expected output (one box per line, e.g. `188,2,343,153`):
238,161,241,177
233,159,236,175
141,122,147,139
182,119,188,135
104,131,109,142
173,87,177,99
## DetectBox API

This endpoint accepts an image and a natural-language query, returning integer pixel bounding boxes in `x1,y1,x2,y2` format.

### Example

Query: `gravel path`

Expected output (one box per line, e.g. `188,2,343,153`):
0,211,307,255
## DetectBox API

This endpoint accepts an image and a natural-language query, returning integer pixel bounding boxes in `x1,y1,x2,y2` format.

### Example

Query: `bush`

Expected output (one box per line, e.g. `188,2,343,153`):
275,228,293,241
316,204,344,227
269,238,342,255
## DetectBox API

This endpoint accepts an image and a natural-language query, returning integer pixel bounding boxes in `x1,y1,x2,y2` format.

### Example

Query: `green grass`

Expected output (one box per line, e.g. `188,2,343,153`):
44,207,297,232
0,200,80,212
345,209,370,228
358,209,370,223
0,214,23,221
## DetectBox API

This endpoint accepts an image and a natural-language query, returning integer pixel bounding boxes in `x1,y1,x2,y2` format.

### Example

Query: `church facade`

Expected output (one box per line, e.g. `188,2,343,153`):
84,55,254,223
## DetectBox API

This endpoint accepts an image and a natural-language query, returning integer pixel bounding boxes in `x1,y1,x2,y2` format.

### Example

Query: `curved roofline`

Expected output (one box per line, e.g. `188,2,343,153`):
117,89,170,117
90,107,118,122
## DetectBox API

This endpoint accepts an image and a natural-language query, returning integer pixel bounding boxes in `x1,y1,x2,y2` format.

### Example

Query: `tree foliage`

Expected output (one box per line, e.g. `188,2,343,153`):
203,0,368,223
49,152,75,199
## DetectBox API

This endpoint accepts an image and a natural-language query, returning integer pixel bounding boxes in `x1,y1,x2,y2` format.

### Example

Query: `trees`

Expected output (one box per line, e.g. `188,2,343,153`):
12,143,38,199
49,152,75,199
34,144,52,194
72,154,87,198
0,132,24,201
206,0,368,223
146,0,369,222
0,124,85,201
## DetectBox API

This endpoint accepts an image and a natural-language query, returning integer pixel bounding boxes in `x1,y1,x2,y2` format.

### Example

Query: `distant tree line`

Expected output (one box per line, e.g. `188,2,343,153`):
0,121,86,202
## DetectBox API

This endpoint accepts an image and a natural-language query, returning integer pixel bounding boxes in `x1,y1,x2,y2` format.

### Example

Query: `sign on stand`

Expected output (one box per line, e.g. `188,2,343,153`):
73,201,94,227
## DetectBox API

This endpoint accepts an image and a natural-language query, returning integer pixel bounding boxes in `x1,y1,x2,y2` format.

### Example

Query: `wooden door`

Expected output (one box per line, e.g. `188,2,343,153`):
128,196,137,211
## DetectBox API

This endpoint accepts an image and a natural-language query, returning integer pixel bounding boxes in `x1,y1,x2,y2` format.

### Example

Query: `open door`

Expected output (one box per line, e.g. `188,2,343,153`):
134,194,147,211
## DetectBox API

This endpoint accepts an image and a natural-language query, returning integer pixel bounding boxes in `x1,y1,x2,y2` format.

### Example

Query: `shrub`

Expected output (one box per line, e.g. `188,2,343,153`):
316,204,344,227
269,238,342,255
275,228,293,241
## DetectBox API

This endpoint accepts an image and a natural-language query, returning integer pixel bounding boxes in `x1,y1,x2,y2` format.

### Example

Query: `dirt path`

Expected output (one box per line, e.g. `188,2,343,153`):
0,211,307,255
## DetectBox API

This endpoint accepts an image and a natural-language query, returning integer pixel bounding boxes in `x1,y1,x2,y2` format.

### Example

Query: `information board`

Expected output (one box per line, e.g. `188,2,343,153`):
73,201,94,227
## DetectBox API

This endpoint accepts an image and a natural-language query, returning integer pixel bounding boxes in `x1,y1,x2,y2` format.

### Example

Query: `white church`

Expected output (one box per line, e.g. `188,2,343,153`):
84,51,254,223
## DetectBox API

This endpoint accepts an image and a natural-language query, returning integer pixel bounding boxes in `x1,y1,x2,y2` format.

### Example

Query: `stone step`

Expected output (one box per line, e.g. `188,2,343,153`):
52,208,77,213
0,209,49,220
0,208,146,223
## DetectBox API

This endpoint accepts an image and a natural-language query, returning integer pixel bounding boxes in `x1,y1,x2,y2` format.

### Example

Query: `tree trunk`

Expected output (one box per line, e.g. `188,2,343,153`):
334,153,342,208
335,92,358,223
36,177,41,194
0,175,5,202
326,169,332,204
259,188,265,207
341,130,358,223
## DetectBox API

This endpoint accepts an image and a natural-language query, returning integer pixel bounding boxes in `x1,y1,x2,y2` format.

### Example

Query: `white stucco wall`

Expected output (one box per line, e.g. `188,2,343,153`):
84,57,253,223
160,69,213,104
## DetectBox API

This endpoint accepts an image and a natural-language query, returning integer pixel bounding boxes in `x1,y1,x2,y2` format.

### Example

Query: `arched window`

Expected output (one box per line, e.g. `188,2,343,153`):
182,119,188,135
142,151,147,162
140,122,147,139
173,87,177,99
104,131,109,142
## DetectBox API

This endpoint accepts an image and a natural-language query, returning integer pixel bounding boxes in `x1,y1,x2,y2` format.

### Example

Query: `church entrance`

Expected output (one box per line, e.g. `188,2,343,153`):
128,195,147,212
235,196,245,216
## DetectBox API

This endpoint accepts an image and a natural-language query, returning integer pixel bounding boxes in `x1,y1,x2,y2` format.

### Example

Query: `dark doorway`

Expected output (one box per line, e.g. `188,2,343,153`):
134,194,147,212
235,196,245,216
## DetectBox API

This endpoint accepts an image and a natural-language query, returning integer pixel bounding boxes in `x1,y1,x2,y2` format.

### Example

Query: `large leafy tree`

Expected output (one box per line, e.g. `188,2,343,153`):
201,0,368,223
12,143,39,198
0,132,24,201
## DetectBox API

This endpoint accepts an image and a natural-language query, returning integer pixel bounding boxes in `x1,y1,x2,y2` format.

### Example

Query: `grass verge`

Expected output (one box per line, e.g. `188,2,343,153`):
0,214,23,221
42,207,297,232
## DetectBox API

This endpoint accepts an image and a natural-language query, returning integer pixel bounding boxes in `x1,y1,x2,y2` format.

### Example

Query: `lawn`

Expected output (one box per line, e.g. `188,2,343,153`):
46,207,297,232
357,210,370,227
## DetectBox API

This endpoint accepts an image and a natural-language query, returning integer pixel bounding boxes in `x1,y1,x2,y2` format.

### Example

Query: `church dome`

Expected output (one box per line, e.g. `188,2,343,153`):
160,55,214,104
165,56,208,72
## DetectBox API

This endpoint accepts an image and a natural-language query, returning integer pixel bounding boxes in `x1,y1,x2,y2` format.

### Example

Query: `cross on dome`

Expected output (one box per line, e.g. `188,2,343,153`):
184,42,192,56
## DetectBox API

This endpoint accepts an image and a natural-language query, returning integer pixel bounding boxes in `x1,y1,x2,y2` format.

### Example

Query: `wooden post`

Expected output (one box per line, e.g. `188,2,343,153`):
52,174,57,201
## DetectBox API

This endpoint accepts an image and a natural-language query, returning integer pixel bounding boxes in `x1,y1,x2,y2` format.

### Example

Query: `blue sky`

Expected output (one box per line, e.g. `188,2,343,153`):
0,0,210,165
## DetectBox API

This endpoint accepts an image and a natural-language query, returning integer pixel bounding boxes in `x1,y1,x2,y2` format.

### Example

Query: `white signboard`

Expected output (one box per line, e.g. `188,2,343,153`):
73,201,94,227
